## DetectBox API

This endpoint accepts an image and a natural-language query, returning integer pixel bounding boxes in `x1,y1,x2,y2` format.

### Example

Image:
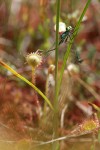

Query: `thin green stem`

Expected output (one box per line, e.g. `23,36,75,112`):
54,0,60,107
32,67,36,85
57,0,92,97
52,0,60,149
43,73,49,116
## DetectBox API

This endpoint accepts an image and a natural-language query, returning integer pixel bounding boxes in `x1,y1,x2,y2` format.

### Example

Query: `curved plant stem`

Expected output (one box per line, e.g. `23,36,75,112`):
0,59,53,110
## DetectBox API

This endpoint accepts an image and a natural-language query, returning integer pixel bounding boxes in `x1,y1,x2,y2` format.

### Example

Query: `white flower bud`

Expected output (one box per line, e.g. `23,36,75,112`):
54,22,66,33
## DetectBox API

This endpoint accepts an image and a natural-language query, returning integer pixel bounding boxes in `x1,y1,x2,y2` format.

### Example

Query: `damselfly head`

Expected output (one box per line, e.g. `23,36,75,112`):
67,26,73,31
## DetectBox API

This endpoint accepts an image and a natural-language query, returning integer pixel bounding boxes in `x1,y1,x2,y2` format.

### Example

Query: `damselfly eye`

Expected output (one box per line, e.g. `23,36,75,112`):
67,26,73,31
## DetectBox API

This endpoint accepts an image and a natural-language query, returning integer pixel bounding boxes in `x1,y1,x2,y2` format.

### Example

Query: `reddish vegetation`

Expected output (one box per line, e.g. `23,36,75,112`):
0,1,100,143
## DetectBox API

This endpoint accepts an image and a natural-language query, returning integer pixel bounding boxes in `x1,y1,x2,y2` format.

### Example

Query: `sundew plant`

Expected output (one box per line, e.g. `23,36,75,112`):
0,0,100,150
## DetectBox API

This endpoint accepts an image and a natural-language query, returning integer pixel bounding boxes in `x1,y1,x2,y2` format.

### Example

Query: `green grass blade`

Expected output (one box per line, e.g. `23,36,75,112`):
57,0,92,97
0,60,53,110
52,0,61,149
54,0,60,107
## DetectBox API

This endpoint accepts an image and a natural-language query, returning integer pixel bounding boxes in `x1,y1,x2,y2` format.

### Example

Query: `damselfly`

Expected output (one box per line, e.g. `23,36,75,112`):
39,23,83,63
45,25,73,53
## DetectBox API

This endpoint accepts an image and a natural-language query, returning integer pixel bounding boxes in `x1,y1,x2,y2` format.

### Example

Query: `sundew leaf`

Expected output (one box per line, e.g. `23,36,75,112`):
0,59,53,110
